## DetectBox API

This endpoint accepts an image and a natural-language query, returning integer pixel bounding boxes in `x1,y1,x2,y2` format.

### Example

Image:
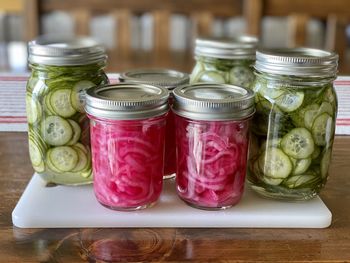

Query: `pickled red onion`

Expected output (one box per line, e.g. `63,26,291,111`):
90,117,165,209
176,116,249,208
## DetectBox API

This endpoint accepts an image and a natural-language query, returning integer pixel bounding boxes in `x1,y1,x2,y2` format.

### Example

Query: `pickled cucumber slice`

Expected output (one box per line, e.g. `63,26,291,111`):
311,113,333,146
190,61,205,83
290,157,311,175
71,146,88,172
26,95,42,124
228,66,254,87
258,85,284,99
311,146,321,159
303,104,320,130
50,89,76,118
259,138,282,153
197,71,226,84
66,119,81,145
283,174,317,189
71,80,96,112
44,93,55,115
275,91,304,112
260,148,292,179
262,176,284,186
41,116,73,146
33,161,45,173
321,149,332,178
28,139,43,166
49,146,79,172
281,128,315,159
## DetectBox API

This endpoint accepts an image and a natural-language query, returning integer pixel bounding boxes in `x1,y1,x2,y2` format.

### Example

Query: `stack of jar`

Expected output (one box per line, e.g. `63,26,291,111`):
26,36,338,212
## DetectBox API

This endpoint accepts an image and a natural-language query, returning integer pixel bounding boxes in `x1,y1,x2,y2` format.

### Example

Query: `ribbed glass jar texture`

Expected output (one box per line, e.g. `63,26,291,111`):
248,48,338,200
26,62,108,185
89,115,167,210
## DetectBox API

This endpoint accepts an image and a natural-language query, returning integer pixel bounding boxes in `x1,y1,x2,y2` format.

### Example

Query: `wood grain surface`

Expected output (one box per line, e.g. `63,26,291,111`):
1,132,350,262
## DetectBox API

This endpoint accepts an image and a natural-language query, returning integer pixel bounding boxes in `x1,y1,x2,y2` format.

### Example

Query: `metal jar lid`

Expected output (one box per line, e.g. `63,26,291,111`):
172,83,255,121
255,48,338,77
119,69,189,90
28,35,107,66
85,83,169,120
194,36,258,60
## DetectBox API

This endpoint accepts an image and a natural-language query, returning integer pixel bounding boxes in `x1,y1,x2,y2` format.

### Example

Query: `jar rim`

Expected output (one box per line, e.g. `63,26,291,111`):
255,47,338,77
194,36,258,59
28,35,107,66
119,68,189,90
85,83,169,120
172,83,255,121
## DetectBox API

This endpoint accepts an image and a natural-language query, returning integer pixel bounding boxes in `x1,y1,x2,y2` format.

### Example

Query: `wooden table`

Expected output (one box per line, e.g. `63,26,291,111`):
1,132,350,262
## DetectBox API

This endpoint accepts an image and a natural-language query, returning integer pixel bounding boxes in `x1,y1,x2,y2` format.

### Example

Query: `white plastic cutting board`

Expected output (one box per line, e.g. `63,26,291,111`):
12,174,332,228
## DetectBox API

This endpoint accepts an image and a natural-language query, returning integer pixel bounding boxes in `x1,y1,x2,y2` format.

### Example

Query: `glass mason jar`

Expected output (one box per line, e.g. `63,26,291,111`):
248,48,338,201
26,36,108,185
172,83,255,210
190,36,258,89
85,83,169,211
119,69,189,179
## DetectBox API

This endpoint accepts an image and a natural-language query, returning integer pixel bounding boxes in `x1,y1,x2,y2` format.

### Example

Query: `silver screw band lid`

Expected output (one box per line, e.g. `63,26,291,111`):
255,47,338,77
119,68,189,90
172,83,255,121
85,83,169,120
194,36,258,60
28,35,107,66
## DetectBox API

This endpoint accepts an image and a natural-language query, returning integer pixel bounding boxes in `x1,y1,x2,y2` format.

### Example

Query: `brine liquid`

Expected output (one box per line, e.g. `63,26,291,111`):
89,115,166,210
175,116,250,209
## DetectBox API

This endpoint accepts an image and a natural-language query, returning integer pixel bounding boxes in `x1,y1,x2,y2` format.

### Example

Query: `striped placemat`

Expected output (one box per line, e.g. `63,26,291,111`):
0,74,349,134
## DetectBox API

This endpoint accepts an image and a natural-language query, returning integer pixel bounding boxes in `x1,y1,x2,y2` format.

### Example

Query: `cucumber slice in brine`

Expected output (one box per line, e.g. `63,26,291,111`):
281,128,315,159
262,176,284,186
259,148,292,179
71,80,96,113
311,113,333,146
50,89,77,118
275,91,304,112
197,71,226,84
66,119,82,146
190,61,205,84
258,84,284,100
290,157,311,175
303,104,320,129
283,174,317,189
49,146,79,172
28,139,44,166
26,95,42,124
41,116,73,146
228,66,254,88
320,149,332,178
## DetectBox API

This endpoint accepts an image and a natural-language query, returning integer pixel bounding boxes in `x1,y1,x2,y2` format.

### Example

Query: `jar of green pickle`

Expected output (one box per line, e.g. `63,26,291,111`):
248,48,338,200
190,36,258,89
26,36,109,185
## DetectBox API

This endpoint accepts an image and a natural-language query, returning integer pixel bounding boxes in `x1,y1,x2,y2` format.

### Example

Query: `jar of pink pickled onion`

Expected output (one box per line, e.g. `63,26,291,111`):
85,83,169,211
172,83,255,210
119,69,189,180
